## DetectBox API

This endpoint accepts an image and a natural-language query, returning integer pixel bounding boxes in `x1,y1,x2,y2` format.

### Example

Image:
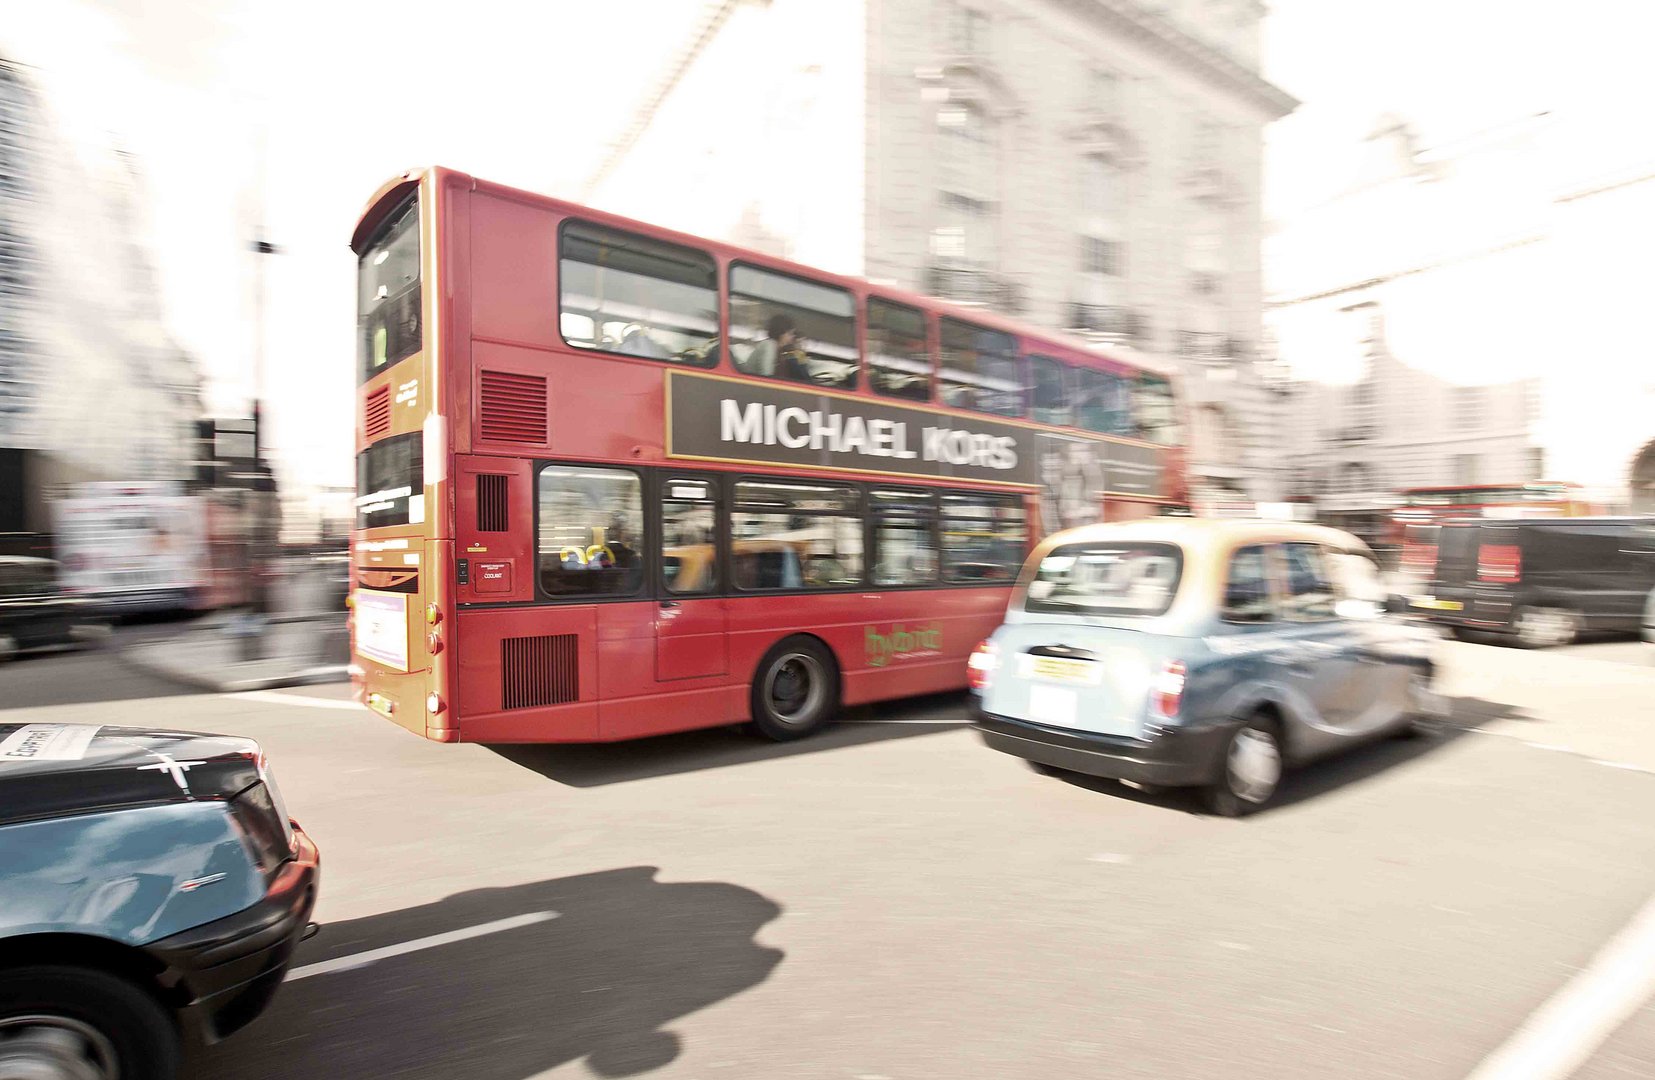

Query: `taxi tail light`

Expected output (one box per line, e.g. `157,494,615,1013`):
227,781,295,878
967,639,998,691
1152,659,1186,718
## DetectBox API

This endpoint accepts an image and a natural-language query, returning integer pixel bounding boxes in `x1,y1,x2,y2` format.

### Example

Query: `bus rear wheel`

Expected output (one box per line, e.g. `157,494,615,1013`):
749,637,838,742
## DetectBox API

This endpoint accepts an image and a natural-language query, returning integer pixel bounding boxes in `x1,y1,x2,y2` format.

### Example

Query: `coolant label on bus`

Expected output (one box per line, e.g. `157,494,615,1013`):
355,589,410,672
664,370,1165,500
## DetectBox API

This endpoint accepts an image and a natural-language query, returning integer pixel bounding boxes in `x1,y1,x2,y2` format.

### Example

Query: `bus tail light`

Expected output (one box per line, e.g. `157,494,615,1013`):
1153,659,1186,718
426,602,442,626
427,629,444,655
967,640,998,691
426,692,444,715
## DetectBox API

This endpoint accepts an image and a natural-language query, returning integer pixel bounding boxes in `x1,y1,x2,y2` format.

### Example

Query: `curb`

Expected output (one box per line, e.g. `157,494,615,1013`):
115,638,349,695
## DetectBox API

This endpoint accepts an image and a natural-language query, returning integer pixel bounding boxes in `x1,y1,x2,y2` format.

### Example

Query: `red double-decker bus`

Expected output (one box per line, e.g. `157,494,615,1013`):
1391,482,1597,579
349,167,1187,744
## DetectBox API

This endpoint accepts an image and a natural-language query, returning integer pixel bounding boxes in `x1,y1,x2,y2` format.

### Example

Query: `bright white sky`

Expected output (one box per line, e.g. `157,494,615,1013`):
3,0,1649,490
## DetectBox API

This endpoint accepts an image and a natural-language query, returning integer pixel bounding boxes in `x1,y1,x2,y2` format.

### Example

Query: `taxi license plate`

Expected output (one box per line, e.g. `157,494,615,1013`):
1019,655,1102,685
1027,685,1079,728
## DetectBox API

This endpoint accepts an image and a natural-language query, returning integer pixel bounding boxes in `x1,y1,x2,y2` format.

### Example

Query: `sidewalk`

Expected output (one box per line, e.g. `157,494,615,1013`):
118,614,350,694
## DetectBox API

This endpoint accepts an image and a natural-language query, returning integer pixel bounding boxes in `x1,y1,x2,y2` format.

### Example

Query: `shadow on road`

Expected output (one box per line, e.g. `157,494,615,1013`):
490,691,970,788
1047,694,1530,815
188,866,784,1080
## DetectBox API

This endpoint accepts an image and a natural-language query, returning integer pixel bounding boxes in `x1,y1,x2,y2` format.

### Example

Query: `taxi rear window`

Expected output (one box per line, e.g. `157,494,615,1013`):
1022,542,1182,617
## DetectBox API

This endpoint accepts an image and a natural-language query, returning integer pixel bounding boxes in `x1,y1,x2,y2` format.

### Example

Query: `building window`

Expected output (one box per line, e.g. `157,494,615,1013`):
1190,115,1222,166
1527,446,1545,480
1086,67,1119,113
1453,385,1481,431
935,101,997,267
949,3,987,54
1082,236,1123,277
1454,453,1480,486
1080,152,1117,225
728,264,857,389
1350,379,1377,435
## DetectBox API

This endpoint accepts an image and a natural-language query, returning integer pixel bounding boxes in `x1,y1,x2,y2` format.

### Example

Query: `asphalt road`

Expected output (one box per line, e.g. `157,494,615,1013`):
5,637,1655,1079
0,618,208,708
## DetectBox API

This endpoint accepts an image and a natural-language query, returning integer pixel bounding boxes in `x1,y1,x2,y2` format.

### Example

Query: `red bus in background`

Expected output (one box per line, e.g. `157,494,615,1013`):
1391,482,1599,579
349,167,1188,744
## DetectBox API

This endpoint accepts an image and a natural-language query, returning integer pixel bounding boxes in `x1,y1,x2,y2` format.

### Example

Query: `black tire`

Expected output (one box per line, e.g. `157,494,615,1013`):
1513,606,1580,649
0,965,179,1080
1202,713,1284,818
1394,668,1439,739
1448,626,1477,642
748,636,839,741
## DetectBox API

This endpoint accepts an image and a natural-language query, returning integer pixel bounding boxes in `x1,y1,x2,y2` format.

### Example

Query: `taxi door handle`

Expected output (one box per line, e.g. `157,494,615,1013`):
659,601,680,610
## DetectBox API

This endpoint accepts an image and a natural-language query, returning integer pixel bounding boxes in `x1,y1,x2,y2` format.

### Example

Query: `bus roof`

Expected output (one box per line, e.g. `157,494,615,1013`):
355,165,1176,381
1399,481,1578,494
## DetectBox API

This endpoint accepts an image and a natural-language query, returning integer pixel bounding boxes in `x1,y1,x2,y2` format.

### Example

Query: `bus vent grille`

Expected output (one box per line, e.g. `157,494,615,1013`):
502,634,579,709
479,371,548,444
476,474,509,532
364,385,391,439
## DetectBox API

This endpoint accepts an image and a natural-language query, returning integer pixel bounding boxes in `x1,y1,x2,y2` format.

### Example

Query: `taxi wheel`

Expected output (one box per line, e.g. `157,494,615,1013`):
1203,715,1283,818
749,637,839,742
0,966,178,1080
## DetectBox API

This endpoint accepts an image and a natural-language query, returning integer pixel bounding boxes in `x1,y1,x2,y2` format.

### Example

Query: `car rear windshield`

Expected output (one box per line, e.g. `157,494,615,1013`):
1434,525,1479,582
1022,541,1183,617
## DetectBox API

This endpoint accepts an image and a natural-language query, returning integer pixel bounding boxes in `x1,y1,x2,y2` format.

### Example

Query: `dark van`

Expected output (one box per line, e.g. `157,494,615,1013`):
0,556,108,661
1414,517,1655,646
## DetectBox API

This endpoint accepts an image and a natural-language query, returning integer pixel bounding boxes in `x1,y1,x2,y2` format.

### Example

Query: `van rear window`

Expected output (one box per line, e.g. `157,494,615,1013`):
1022,542,1182,617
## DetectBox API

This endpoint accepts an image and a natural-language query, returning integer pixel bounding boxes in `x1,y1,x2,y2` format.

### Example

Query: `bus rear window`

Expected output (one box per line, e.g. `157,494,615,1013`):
1022,542,1182,617
355,433,424,529
358,194,422,383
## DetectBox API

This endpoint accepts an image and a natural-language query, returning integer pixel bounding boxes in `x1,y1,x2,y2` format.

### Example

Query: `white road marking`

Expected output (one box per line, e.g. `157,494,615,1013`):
286,911,559,982
226,690,362,711
1464,890,1655,1080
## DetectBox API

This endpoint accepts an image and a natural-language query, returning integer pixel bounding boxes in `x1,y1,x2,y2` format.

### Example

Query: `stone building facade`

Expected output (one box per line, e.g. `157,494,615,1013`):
587,0,1295,509
0,57,204,533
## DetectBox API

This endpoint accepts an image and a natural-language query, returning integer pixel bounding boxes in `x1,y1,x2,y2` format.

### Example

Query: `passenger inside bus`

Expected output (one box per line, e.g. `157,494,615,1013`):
615,323,671,359
740,314,801,379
